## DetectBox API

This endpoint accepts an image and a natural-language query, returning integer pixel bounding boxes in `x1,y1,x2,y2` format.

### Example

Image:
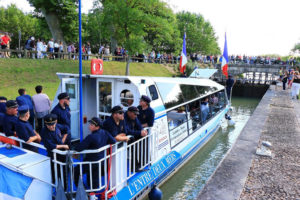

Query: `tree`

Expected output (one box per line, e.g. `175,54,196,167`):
176,11,220,55
292,43,300,54
101,0,181,75
0,4,49,49
27,0,78,44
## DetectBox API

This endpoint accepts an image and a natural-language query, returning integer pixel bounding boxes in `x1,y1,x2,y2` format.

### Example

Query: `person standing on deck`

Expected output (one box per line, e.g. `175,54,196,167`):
103,106,130,142
125,106,148,172
16,88,35,127
74,117,116,188
137,95,155,128
32,85,51,132
3,100,18,137
15,105,41,151
51,92,71,130
225,75,236,100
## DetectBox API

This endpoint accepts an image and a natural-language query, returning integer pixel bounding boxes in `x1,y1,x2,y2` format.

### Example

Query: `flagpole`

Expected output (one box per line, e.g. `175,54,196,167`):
78,0,83,141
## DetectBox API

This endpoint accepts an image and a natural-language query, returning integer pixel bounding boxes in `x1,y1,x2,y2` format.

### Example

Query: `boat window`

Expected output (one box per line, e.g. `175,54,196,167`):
167,106,189,147
120,89,134,107
187,100,202,131
99,82,112,113
156,82,184,109
156,82,218,109
148,85,158,100
65,83,76,99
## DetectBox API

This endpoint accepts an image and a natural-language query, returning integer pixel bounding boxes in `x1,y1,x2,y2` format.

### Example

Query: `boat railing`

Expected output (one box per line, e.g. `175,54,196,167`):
0,128,154,199
51,128,153,198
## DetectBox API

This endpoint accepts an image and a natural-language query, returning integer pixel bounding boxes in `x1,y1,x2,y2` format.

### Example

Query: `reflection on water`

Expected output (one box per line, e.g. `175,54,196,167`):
160,97,260,200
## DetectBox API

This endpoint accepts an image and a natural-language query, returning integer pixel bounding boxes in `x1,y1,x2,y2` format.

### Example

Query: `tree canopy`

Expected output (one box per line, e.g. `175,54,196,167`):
176,11,220,55
0,1,221,59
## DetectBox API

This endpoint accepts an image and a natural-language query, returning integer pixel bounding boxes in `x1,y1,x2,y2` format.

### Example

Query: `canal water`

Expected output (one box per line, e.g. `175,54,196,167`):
160,97,260,200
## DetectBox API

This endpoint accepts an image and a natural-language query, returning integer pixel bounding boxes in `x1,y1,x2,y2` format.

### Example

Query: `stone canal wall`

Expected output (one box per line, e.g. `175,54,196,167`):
197,86,300,199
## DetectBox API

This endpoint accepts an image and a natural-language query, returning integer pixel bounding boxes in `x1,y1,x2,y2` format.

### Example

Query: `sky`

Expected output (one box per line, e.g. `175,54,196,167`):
1,0,300,56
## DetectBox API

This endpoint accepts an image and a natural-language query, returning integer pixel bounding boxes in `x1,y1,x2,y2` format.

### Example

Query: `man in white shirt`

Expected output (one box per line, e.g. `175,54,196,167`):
32,85,51,132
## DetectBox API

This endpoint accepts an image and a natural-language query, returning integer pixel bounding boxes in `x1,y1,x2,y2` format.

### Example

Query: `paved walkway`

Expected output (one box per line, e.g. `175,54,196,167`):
197,86,300,200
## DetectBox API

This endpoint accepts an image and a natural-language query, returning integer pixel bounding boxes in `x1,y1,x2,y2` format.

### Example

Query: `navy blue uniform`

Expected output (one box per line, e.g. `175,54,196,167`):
226,78,234,99
74,129,116,188
0,113,4,132
103,116,127,137
40,124,70,156
0,103,6,114
75,129,116,161
15,119,37,151
124,112,143,139
137,106,155,127
16,95,35,126
51,104,71,129
3,114,18,136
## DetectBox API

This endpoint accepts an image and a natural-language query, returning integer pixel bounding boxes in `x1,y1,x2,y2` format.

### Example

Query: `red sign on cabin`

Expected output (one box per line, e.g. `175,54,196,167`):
91,59,103,75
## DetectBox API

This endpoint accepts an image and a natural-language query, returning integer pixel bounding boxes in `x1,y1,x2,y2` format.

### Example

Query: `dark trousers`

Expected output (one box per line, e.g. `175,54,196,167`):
283,80,287,90
36,118,44,133
74,163,104,189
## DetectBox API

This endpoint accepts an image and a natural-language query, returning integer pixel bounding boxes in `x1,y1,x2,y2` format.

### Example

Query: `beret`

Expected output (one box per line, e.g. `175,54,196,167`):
111,105,123,114
6,100,18,108
127,106,139,115
58,92,69,100
18,105,29,114
140,95,151,104
44,113,57,125
88,117,102,127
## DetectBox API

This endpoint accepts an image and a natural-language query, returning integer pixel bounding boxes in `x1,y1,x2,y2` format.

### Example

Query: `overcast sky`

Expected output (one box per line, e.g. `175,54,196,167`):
1,0,300,56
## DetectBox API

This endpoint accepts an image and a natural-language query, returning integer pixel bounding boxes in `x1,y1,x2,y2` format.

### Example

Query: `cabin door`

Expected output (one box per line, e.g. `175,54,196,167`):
61,78,79,139
97,79,114,120
115,81,139,109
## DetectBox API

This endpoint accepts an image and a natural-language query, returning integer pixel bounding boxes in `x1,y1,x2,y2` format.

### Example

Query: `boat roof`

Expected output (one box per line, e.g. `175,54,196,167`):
56,73,224,90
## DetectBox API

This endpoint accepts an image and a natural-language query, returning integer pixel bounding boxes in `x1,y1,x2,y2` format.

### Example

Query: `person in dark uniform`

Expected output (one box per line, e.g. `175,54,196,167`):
125,106,148,139
0,96,7,114
40,113,70,184
16,88,35,127
3,100,19,136
0,112,4,132
103,106,130,142
51,92,71,129
225,75,236,100
125,106,148,172
15,105,41,151
74,117,116,188
137,95,155,128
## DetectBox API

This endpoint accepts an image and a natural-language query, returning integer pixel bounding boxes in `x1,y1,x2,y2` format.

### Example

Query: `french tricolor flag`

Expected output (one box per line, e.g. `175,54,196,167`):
179,33,187,74
221,33,229,78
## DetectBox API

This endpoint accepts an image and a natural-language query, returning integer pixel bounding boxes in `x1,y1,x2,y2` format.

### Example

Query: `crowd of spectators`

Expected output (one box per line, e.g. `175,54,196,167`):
0,32,299,66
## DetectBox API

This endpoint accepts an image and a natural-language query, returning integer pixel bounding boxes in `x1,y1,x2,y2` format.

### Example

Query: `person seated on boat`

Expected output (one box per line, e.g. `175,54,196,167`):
103,106,130,142
0,112,4,132
125,106,148,172
16,88,35,127
3,100,19,137
74,117,116,189
0,96,7,114
40,113,70,184
137,95,155,128
15,105,41,151
201,97,210,123
51,92,71,130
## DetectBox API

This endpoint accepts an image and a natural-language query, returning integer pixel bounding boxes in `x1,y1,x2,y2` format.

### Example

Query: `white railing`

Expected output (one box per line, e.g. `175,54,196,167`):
0,130,154,199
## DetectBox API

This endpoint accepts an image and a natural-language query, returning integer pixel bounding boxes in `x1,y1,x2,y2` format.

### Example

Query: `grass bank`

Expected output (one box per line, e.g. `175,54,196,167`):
0,58,175,100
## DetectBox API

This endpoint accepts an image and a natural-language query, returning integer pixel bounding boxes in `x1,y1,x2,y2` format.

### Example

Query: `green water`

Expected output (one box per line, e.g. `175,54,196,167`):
160,97,260,200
